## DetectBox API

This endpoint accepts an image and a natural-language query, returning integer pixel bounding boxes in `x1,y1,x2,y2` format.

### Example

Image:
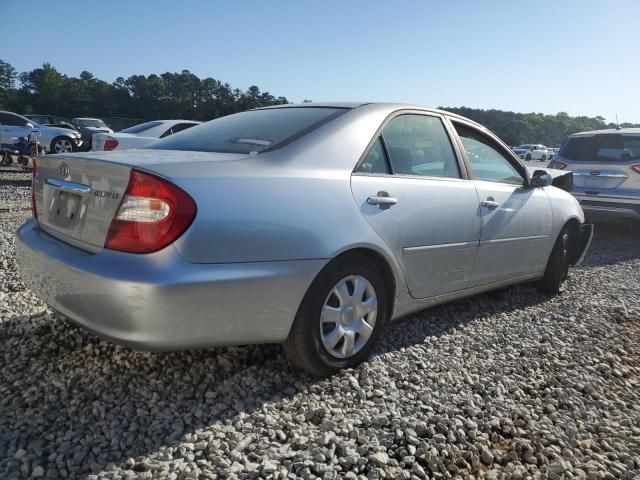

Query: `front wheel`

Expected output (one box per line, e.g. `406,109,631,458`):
536,225,571,294
525,153,532,161
284,254,389,376
49,136,75,154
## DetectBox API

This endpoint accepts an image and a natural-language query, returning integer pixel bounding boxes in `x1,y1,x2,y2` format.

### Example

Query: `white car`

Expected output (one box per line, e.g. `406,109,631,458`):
92,120,200,151
513,144,550,161
1,110,83,153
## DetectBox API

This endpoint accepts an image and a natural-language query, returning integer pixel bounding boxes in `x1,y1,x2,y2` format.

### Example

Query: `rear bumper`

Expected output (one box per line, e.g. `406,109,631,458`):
16,220,326,350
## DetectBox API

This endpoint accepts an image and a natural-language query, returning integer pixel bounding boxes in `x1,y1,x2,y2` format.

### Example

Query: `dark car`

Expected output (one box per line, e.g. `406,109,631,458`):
71,117,113,151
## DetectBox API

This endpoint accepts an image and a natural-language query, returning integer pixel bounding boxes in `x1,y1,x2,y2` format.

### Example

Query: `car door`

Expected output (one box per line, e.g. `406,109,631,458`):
0,112,32,141
351,112,481,299
450,120,553,287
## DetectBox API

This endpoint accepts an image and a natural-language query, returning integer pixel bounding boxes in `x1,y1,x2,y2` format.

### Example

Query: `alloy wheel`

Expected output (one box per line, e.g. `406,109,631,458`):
54,138,73,153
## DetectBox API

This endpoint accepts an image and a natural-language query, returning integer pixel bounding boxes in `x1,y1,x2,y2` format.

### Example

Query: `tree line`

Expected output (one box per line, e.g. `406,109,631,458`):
0,59,288,122
1,59,635,144
441,106,638,147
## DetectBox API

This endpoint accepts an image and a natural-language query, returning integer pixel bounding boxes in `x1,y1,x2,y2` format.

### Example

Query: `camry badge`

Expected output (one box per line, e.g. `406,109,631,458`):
59,162,70,178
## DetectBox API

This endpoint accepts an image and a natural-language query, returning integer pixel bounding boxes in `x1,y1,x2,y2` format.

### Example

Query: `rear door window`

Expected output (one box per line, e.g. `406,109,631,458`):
381,114,461,178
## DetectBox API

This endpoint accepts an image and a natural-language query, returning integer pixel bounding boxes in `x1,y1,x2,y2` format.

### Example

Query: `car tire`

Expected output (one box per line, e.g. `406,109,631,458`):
283,253,389,376
541,154,547,161
49,136,75,154
525,153,531,161
536,225,571,294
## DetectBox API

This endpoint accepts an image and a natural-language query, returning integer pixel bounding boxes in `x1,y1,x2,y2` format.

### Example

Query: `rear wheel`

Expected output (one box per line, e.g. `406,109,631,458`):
525,153,532,161
536,225,572,294
541,154,547,161
50,136,74,154
284,254,389,376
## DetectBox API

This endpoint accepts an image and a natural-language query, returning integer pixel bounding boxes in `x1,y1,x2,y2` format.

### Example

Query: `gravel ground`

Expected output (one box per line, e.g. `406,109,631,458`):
1,165,639,480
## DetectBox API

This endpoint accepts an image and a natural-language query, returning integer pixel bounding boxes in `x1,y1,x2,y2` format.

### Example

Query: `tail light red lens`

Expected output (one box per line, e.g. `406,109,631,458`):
103,136,119,151
632,164,640,174
31,158,37,218
548,160,567,170
105,169,196,253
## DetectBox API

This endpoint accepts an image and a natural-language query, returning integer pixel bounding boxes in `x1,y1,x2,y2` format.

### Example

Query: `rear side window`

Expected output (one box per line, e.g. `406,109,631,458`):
121,121,164,134
382,114,460,178
149,108,347,154
357,137,390,174
561,134,640,161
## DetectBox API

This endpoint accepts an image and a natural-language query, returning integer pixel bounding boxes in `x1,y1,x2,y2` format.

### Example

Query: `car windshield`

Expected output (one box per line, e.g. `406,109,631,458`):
148,107,348,154
120,121,164,134
77,119,107,128
560,134,640,162
517,144,532,149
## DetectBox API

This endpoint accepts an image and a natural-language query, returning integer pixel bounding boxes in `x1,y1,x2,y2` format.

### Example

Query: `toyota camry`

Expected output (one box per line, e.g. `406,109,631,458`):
16,103,593,375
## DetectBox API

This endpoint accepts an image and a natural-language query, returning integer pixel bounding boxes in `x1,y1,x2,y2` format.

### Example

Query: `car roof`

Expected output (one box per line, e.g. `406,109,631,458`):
72,117,105,121
570,127,640,137
256,102,487,130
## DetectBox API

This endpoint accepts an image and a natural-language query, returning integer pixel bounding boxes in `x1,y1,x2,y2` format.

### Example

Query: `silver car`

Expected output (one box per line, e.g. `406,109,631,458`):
16,103,593,375
0,110,83,153
549,128,640,222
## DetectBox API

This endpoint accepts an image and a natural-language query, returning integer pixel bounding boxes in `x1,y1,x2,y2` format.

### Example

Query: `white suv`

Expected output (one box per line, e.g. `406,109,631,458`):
513,144,550,161
549,128,640,222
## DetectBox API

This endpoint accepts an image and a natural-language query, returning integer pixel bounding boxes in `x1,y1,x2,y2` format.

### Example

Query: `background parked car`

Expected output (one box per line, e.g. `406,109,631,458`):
91,120,200,151
549,128,640,223
512,144,550,161
0,110,82,153
71,118,113,151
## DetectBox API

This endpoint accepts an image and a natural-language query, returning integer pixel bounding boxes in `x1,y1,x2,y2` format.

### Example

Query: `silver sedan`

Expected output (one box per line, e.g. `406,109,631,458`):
16,103,593,375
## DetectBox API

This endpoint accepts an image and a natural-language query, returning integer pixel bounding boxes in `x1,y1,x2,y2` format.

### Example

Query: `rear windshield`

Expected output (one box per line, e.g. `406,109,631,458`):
148,107,348,154
560,134,640,162
121,121,163,134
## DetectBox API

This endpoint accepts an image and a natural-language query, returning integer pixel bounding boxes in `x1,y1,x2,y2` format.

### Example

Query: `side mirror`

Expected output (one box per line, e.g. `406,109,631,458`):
25,122,34,129
530,169,552,188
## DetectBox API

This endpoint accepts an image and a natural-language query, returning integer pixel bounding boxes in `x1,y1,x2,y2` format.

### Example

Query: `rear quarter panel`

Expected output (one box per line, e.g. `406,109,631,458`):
166,163,394,264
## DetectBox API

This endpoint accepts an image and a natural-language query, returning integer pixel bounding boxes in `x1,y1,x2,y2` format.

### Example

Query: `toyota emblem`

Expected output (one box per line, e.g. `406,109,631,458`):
59,162,70,178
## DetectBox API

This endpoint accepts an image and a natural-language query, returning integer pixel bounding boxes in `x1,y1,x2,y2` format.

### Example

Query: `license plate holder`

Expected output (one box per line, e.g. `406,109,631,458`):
49,190,83,228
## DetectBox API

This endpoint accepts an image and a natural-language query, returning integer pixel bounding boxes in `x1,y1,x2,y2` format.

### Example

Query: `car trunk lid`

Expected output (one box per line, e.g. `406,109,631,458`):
34,155,132,252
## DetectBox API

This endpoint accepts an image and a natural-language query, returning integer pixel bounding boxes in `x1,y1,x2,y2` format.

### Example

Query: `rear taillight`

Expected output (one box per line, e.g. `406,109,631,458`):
103,136,119,151
105,169,196,253
632,164,640,174
31,158,37,218
548,160,567,170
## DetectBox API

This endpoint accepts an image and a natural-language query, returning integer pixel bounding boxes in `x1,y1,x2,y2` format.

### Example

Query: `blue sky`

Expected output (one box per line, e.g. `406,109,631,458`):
2,0,638,123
